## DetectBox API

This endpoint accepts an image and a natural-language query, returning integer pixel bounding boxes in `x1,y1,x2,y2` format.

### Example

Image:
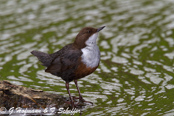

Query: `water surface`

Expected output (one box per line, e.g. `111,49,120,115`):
1,0,174,115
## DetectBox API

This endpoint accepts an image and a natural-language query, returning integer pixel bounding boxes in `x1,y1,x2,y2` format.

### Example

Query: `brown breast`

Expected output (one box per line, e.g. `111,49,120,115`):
74,60,99,80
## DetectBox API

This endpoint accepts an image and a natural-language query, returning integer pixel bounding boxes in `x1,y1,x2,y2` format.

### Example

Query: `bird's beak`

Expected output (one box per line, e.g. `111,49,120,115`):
97,26,105,32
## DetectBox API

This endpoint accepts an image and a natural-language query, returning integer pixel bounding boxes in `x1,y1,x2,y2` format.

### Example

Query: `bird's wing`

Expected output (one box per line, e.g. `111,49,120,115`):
45,44,82,76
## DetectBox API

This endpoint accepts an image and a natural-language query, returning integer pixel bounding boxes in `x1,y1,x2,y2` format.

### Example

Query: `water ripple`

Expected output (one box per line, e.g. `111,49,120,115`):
1,0,174,115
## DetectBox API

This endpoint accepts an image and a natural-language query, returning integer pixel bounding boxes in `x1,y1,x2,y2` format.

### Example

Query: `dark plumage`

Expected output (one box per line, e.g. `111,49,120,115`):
31,26,105,107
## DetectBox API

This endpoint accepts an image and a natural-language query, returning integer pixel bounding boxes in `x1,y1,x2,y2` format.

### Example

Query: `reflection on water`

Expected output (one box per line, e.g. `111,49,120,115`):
1,0,174,115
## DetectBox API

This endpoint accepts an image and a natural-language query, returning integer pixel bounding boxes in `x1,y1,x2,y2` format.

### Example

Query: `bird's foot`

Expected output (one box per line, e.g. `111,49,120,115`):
66,96,93,108
65,100,75,108
72,96,93,106
79,98,93,106
72,96,79,100
66,97,82,108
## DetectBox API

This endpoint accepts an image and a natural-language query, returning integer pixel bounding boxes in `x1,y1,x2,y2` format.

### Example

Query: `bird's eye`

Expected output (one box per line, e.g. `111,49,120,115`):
87,30,91,33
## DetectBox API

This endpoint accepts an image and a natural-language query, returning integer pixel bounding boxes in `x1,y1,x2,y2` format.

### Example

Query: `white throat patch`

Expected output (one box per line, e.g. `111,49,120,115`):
81,33,100,68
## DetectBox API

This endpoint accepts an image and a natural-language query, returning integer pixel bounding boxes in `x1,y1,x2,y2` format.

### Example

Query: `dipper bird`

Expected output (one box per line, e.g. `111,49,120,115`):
31,26,105,107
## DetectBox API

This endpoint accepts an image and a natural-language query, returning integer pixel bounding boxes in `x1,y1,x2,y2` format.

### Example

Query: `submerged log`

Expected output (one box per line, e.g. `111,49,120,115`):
0,80,82,115
0,80,69,109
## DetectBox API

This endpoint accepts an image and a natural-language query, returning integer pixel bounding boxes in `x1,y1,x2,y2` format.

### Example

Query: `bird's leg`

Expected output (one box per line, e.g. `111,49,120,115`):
74,80,93,105
74,80,83,100
66,82,74,107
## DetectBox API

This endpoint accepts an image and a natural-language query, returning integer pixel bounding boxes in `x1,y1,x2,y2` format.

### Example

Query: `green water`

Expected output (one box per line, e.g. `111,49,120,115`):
1,0,174,115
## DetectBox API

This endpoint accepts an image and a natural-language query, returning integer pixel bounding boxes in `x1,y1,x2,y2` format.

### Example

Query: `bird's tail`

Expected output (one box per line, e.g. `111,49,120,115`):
31,50,53,67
